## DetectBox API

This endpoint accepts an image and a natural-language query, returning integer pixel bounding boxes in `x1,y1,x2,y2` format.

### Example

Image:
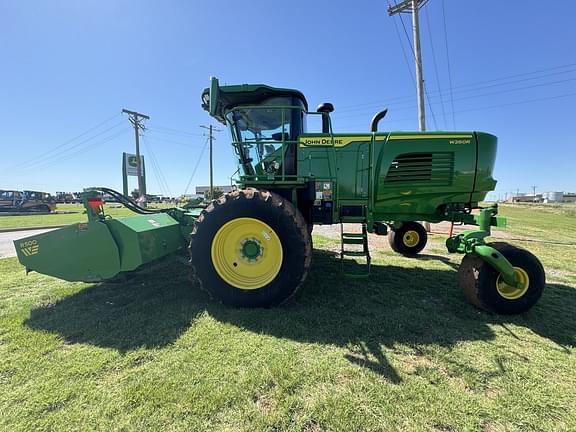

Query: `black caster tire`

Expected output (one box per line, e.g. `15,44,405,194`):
388,221,428,256
459,242,545,314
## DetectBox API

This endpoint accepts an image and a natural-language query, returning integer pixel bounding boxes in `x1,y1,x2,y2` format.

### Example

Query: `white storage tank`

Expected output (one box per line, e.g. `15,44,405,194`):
542,191,564,203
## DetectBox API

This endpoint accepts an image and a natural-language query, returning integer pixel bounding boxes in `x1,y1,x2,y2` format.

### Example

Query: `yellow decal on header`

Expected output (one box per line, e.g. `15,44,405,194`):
20,239,39,257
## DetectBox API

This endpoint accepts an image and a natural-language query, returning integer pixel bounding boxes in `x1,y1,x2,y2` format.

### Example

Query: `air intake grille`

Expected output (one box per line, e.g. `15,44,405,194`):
385,152,454,186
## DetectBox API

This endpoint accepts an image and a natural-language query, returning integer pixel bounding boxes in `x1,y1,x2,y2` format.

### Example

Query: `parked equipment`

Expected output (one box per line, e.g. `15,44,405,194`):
0,190,56,213
15,78,545,314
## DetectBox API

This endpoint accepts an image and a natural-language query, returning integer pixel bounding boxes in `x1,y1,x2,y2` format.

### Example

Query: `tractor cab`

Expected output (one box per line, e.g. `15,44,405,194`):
0,190,22,209
202,77,308,180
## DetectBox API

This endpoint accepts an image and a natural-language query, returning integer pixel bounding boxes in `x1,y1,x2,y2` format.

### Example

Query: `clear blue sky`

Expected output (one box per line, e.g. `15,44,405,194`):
1,0,575,199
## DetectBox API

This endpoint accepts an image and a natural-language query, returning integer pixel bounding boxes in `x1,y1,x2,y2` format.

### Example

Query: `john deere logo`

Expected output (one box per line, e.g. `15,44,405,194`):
127,156,139,167
20,239,39,257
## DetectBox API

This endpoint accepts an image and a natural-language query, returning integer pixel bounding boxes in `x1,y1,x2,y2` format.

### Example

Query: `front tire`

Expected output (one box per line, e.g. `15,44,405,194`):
459,242,545,314
189,188,312,307
388,222,428,256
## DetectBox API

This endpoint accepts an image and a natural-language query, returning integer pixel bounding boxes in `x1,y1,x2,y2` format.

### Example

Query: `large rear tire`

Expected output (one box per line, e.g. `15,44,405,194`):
459,242,545,314
189,188,312,307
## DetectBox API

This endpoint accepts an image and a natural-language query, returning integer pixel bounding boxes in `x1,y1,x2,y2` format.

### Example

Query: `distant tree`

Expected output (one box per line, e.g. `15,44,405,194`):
179,196,204,208
204,187,224,201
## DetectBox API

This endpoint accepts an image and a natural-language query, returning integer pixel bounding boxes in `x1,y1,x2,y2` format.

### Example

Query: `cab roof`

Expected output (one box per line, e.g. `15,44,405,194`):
201,83,308,124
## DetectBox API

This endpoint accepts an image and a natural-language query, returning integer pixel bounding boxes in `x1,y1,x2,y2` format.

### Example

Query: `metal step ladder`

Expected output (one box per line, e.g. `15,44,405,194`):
340,222,371,277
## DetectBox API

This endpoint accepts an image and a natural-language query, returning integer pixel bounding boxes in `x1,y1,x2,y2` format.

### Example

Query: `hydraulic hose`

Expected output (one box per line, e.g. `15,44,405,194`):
88,187,174,215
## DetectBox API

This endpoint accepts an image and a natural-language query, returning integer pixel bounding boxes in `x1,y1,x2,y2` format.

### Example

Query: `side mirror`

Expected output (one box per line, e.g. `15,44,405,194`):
209,76,220,117
271,132,289,141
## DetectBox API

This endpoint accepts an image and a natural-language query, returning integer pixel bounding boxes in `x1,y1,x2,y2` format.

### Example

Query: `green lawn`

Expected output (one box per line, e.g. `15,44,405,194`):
0,204,161,229
0,205,575,431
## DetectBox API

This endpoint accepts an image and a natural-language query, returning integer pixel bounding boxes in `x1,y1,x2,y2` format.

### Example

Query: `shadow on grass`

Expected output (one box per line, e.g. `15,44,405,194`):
25,260,211,352
25,249,576,382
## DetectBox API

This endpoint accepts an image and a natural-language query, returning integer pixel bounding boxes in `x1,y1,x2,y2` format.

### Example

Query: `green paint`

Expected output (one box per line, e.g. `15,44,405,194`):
15,211,187,282
14,222,120,282
242,240,261,260
204,79,499,229
13,78,540,291
201,78,530,284
105,213,185,272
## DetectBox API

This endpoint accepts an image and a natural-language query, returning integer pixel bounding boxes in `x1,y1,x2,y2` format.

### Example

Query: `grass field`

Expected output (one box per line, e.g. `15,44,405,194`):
0,204,138,229
0,203,173,230
0,204,575,431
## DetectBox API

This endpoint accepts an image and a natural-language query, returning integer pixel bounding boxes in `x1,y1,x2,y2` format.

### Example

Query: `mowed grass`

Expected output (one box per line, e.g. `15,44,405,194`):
0,203,172,229
494,204,576,286
0,205,575,431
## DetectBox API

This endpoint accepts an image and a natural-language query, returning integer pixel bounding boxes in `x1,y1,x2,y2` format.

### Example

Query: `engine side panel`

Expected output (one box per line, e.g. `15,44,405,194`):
373,132,478,221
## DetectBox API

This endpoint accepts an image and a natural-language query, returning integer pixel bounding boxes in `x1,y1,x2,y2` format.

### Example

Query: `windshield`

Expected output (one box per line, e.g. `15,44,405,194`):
226,96,303,142
225,96,305,178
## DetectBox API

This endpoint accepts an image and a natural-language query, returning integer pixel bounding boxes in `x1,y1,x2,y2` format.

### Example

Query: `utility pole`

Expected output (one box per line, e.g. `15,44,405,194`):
531,185,537,202
122,109,149,198
200,125,222,198
388,0,429,131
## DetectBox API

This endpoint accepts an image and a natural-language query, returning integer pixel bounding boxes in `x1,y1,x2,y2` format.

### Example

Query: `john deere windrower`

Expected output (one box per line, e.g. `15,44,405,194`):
15,77,545,314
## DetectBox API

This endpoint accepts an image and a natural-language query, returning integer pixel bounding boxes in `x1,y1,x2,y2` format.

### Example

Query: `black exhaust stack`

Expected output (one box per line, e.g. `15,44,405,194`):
370,109,388,132
317,103,334,133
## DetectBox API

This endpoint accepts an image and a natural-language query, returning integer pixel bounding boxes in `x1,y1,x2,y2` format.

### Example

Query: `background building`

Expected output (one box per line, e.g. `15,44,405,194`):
195,186,234,195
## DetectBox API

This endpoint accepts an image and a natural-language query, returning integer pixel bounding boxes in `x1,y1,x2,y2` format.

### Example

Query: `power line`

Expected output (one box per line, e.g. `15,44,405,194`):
340,91,576,129
448,63,576,93
442,0,456,128
36,129,130,169
183,137,210,196
7,113,122,171
142,135,171,197
396,2,429,129
142,138,165,197
388,0,416,85
11,121,127,171
425,5,448,129
334,76,576,120
146,132,204,148
424,84,439,129
144,148,166,196
8,128,131,176
389,1,438,130
337,64,576,112
396,3,439,130
151,125,204,137
200,124,223,198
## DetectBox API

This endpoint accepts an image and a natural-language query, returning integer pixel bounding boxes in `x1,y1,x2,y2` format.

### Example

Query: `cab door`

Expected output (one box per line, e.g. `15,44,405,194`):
333,135,372,201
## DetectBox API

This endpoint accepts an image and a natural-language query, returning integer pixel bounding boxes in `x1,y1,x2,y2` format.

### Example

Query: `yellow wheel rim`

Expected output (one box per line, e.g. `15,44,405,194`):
211,217,283,290
496,267,530,300
402,230,420,248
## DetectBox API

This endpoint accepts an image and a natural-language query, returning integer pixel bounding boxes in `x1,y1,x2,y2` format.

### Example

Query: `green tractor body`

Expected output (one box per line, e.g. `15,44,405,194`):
15,78,545,314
